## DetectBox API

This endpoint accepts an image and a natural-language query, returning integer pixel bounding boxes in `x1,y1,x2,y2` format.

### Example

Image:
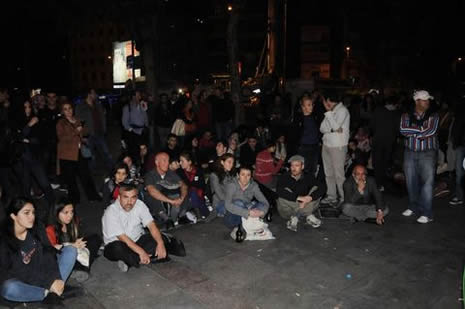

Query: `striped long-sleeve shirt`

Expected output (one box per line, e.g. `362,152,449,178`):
399,111,439,152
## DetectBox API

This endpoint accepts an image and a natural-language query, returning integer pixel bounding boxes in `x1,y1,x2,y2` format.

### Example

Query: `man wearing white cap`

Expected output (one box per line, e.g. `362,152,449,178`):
400,90,439,223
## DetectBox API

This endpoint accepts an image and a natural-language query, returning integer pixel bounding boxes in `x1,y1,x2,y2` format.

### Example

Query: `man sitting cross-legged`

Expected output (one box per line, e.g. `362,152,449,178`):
144,152,195,227
341,164,389,225
102,183,168,272
276,155,326,232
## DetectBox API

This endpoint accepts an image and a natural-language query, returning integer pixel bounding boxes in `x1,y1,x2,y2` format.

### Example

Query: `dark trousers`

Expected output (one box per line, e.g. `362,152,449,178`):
124,130,145,159
13,158,55,206
298,144,320,176
82,234,102,269
103,234,158,268
60,157,99,204
372,141,393,188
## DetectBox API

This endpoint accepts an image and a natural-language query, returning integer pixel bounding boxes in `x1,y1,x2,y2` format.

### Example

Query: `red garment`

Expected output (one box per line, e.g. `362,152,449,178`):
184,167,204,200
46,225,58,246
196,102,211,129
112,185,120,201
199,137,215,149
254,149,283,185
144,153,156,173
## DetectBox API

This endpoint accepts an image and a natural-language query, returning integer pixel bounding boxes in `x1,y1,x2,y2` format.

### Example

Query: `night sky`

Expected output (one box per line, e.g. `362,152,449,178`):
0,0,464,94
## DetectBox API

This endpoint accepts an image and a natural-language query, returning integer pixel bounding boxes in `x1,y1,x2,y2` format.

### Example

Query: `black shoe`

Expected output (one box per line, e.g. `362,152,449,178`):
62,285,84,299
42,292,64,307
177,216,191,225
165,219,175,230
150,255,171,264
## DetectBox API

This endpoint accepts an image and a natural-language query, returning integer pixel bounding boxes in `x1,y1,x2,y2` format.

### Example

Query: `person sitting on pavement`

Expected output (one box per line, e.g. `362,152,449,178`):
162,134,181,163
0,198,78,305
46,200,102,282
177,151,210,220
144,152,195,227
224,165,270,239
254,139,285,190
102,162,130,206
276,155,326,232
341,164,389,225
101,183,168,272
209,153,236,217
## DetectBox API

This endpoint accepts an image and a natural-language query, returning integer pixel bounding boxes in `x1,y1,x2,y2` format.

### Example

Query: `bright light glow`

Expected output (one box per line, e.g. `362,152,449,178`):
345,46,351,51
459,57,463,62
113,84,125,89
227,4,233,11
253,89,261,94
178,88,183,94
108,55,112,59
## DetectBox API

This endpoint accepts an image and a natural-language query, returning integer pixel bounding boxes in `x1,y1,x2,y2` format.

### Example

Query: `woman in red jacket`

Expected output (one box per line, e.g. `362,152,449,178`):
46,200,101,282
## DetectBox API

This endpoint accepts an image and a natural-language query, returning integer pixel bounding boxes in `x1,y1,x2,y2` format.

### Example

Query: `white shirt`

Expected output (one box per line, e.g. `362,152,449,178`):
320,102,350,147
102,199,154,245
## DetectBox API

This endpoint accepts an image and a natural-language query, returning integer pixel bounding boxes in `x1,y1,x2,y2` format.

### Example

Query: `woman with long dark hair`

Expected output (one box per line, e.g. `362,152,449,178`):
0,198,77,304
209,153,235,216
178,151,209,219
102,161,130,206
56,101,100,204
46,200,102,282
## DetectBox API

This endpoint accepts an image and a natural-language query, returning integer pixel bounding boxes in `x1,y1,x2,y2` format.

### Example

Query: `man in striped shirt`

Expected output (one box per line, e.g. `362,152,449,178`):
400,90,439,224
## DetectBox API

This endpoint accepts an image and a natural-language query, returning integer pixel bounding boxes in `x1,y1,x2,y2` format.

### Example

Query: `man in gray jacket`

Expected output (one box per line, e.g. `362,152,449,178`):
76,88,113,172
341,165,389,225
224,166,269,229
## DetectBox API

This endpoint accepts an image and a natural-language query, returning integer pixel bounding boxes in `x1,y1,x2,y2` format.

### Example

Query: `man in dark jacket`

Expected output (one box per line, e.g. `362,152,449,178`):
341,164,388,224
276,155,326,231
371,96,401,191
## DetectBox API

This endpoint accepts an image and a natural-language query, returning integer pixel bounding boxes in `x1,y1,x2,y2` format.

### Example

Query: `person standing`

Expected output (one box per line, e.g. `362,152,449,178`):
122,91,148,159
400,90,439,224
371,96,401,191
319,91,350,206
75,89,113,172
295,95,321,176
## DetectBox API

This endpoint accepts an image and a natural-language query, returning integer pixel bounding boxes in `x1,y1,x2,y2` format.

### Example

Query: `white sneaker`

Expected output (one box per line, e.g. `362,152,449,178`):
118,260,128,272
306,214,322,228
186,211,197,224
321,197,337,204
230,227,238,240
417,216,433,224
50,183,60,190
402,209,414,217
286,216,299,232
378,186,385,192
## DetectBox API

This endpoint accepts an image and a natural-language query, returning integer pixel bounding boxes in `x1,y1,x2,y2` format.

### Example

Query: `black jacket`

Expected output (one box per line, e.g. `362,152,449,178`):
0,224,61,289
277,172,326,202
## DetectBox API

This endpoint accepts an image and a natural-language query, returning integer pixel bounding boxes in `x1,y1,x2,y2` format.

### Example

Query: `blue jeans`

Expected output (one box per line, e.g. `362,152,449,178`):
88,135,113,172
216,201,226,216
224,199,266,228
455,146,465,200
403,150,436,218
1,246,77,302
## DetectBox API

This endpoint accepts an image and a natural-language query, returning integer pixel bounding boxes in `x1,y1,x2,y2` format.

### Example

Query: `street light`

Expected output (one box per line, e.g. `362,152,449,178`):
345,46,351,58
227,4,233,11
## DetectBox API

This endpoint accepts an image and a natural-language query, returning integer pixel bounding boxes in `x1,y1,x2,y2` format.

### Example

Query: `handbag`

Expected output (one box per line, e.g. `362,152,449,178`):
161,232,186,257
80,142,92,159
171,119,186,136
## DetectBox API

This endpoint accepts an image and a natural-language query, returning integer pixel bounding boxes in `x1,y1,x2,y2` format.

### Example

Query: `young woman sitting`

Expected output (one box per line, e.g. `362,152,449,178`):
178,151,209,220
102,162,130,206
209,153,236,217
46,200,102,282
0,198,77,305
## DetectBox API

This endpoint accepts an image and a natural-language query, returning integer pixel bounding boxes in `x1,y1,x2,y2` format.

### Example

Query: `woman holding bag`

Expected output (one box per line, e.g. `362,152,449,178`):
46,200,102,282
56,101,100,205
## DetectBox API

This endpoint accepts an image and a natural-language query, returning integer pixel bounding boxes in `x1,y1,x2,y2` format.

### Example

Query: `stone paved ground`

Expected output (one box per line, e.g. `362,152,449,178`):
3,191,464,309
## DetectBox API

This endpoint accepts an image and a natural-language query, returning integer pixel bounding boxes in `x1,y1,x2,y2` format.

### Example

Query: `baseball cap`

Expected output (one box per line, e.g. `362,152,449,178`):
288,155,305,164
413,90,434,101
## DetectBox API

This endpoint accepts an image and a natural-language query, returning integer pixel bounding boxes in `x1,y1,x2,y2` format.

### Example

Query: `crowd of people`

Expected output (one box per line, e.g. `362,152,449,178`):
0,83,464,306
